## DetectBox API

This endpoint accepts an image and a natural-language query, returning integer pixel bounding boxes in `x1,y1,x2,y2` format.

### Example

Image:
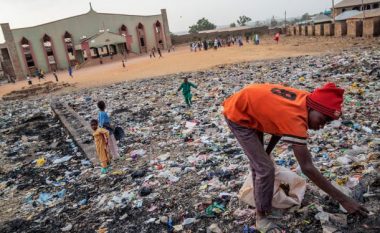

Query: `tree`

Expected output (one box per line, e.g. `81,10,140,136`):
188,18,216,34
230,22,236,28
270,16,278,27
301,13,311,21
254,21,263,27
237,15,252,26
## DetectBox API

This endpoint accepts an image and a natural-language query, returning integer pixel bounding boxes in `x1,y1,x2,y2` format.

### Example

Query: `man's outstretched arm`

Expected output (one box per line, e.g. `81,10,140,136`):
292,144,368,216
190,82,197,89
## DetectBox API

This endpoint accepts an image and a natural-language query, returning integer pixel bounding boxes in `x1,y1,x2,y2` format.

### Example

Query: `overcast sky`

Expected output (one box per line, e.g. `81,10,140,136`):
0,0,333,42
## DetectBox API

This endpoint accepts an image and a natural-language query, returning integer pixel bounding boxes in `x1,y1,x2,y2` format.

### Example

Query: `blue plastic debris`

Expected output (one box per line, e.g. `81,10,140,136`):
37,192,52,204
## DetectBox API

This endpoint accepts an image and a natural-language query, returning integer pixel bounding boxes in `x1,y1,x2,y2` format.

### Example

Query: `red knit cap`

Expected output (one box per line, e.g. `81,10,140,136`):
306,83,345,120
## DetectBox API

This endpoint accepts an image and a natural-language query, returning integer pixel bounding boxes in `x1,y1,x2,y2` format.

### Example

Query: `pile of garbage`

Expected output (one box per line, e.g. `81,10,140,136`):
0,45,379,232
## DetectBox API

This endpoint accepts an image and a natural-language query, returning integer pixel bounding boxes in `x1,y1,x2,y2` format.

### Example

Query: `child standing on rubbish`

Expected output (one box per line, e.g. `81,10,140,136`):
91,119,111,174
223,83,369,233
177,77,197,107
97,101,120,159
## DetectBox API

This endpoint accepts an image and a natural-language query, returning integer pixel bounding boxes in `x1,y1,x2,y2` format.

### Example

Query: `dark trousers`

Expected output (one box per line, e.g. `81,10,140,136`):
225,118,275,212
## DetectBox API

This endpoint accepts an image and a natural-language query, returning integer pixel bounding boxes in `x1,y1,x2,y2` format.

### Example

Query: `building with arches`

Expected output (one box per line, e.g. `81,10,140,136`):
0,4,172,81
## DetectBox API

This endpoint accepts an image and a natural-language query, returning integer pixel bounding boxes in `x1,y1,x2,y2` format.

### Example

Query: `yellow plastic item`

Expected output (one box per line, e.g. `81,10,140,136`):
336,177,348,186
111,170,126,175
36,157,46,167
199,184,208,190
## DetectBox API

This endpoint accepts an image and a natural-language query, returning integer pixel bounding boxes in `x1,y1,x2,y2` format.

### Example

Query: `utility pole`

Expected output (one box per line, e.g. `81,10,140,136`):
285,11,287,33
332,0,335,23
285,11,287,27
362,0,366,19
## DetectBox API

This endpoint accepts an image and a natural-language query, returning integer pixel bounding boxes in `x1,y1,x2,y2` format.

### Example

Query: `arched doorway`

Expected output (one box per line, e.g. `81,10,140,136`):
120,24,131,54
42,34,57,71
90,47,100,58
154,21,165,50
63,31,76,66
20,37,37,75
136,23,147,53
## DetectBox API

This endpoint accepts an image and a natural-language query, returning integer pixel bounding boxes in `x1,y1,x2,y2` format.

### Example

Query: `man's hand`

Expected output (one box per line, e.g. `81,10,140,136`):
341,196,369,216
292,144,369,216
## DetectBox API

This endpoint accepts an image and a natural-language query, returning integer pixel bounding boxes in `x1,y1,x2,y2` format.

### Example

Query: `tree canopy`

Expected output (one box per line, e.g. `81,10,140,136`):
189,18,216,34
230,22,236,28
301,13,311,21
270,16,278,27
237,15,252,26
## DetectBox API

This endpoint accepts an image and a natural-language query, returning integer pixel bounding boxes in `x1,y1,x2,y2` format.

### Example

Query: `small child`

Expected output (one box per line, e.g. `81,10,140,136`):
26,75,32,85
177,77,197,108
274,32,280,44
97,101,120,159
91,119,111,174
53,71,59,82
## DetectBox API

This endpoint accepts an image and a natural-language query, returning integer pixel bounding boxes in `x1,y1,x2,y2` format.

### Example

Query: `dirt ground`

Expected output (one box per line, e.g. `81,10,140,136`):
1,36,378,98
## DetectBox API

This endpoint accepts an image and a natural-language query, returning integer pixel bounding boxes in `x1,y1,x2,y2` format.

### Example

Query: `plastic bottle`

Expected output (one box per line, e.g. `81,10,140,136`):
167,216,174,233
362,126,373,134
244,225,249,233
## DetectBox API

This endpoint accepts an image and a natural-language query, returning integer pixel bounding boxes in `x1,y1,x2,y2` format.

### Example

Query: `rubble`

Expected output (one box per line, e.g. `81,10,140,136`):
2,81,73,101
0,45,379,232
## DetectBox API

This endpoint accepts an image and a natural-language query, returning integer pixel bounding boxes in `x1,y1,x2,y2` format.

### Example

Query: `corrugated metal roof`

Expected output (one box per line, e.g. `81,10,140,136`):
296,20,313,25
199,26,253,34
350,7,380,18
312,14,332,24
335,0,380,8
335,10,361,20
80,31,126,47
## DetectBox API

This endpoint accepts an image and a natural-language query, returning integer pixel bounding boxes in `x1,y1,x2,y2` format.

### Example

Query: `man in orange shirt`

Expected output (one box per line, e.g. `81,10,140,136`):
223,83,368,232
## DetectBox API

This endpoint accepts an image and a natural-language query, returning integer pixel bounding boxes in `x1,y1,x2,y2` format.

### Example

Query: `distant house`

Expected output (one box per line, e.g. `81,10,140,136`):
347,8,380,37
334,0,380,17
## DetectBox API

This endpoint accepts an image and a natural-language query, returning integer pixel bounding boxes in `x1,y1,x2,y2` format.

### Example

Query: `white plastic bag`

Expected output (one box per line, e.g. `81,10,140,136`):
238,166,306,209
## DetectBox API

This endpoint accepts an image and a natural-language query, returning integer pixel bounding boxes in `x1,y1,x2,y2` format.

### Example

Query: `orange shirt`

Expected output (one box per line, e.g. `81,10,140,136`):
223,84,310,145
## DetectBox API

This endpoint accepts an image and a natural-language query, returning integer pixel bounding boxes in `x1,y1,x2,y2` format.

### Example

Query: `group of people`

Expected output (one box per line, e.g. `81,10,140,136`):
189,38,224,52
25,65,76,85
25,54,130,85
92,77,369,232
149,45,177,57
149,47,163,58
26,67,66,85
189,33,266,53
